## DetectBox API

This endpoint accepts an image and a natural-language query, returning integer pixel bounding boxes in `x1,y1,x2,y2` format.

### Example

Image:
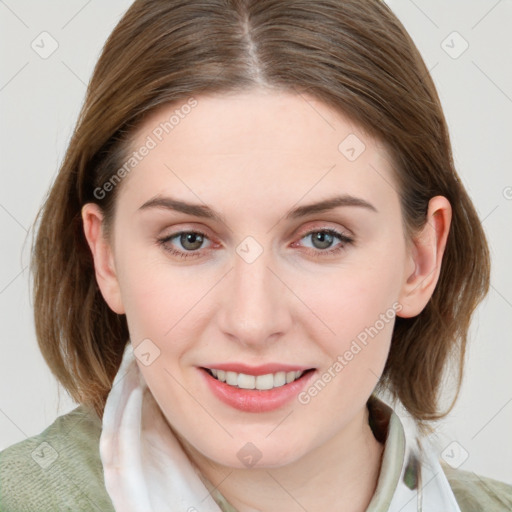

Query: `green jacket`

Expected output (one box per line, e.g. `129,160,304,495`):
1,404,511,511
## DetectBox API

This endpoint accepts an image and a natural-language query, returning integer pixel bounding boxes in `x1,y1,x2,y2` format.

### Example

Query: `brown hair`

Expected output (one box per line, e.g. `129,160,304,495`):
30,0,490,433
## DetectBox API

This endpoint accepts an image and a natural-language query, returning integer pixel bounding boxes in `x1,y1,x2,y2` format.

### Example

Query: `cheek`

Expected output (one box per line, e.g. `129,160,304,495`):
295,265,401,418
114,243,201,345
299,245,405,367
324,274,400,342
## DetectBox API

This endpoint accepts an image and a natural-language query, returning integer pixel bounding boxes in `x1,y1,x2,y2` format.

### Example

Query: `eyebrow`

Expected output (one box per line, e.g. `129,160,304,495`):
138,194,377,223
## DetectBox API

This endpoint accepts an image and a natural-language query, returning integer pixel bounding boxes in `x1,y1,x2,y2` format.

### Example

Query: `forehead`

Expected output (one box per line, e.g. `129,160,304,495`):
133,89,381,159
118,89,398,220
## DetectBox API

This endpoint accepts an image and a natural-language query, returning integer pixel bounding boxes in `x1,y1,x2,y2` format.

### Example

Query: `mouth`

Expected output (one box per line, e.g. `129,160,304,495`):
199,365,317,412
201,367,315,391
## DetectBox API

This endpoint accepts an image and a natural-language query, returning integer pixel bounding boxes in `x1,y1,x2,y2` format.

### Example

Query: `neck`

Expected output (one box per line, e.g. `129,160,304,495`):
179,405,385,512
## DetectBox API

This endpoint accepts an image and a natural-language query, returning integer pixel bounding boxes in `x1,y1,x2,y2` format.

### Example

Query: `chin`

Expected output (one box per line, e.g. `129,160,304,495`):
199,439,307,470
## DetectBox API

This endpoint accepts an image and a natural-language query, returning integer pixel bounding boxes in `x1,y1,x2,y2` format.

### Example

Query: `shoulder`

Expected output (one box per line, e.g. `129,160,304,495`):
441,460,512,512
0,404,115,512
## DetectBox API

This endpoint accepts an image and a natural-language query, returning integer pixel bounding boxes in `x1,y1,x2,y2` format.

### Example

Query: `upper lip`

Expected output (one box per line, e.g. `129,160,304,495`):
201,363,314,376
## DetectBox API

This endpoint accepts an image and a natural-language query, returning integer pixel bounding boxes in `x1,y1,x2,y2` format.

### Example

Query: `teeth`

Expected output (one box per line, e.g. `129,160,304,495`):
208,368,306,390
238,373,255,389
226,371,238,386
255,373,274,390
273,371,286,387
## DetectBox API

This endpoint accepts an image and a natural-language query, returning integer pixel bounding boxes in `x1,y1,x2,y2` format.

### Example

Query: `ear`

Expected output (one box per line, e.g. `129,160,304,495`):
81,203,125,314
397,196,452,318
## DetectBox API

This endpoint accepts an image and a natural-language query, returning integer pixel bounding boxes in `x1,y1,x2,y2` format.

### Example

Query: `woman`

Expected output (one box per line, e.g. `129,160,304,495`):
1,0,511,510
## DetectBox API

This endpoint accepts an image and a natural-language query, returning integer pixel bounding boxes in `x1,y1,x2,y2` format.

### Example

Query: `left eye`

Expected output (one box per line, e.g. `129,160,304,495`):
292,228,354,258
299,229,352,251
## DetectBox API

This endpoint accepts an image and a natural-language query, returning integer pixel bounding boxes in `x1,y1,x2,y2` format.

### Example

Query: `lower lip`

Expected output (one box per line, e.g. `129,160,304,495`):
199,368,316,413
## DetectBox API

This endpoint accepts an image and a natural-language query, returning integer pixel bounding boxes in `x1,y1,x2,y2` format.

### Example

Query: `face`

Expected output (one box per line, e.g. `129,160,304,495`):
91,89,419,468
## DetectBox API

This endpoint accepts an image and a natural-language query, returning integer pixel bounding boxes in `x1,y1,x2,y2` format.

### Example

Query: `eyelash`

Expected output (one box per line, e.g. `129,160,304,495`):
156,228,354,260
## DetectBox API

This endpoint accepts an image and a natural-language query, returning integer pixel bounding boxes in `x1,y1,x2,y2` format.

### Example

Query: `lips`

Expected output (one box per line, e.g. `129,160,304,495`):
199,365,317,413
203,362,313,376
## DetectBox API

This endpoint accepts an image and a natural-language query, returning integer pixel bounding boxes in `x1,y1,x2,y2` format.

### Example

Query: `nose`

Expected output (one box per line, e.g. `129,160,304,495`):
217,246,292,349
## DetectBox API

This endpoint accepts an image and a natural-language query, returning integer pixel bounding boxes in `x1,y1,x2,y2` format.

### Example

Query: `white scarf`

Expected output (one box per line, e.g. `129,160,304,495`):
99,342,462,512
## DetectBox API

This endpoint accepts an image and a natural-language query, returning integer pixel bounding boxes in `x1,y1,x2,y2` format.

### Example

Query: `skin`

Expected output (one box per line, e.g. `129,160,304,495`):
82,88,451,511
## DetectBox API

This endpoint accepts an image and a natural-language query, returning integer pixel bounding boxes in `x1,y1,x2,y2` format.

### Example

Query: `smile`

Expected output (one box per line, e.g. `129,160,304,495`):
200,366,317,413
205,368,306,390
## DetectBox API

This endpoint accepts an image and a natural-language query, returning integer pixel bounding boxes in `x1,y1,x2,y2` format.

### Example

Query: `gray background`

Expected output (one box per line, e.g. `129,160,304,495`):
1,0,511,484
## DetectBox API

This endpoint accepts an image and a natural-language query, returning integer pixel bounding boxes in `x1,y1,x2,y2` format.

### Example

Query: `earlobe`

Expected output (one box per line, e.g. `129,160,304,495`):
397,196,452,318
81,203,125,314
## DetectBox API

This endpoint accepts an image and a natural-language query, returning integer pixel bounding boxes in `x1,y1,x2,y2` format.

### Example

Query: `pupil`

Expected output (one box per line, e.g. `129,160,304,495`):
313,232,333,249
181,233,203,250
